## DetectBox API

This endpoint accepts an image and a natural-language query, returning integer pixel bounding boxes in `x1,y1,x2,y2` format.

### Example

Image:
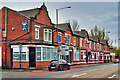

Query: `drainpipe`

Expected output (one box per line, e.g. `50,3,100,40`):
5,7,7,68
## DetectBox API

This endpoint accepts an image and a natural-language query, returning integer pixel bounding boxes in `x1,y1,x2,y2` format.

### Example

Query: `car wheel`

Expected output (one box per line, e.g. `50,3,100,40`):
59,65,63,71
49,69,52,71
67,67,70,70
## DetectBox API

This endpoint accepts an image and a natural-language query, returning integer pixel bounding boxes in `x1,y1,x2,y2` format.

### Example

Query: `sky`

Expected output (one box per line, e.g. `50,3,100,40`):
0,1,119,48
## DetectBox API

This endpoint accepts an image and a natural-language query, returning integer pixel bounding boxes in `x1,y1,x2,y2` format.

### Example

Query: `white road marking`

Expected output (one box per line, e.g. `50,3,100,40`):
108,74,116,79
72,73,87,78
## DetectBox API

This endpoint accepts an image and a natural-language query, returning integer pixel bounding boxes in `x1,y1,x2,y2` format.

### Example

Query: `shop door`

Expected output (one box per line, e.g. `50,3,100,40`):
29,47,36,67
70,52,72,63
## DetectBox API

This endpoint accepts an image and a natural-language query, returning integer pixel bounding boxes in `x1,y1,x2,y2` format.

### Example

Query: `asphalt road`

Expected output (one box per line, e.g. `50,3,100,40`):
1,63,119,80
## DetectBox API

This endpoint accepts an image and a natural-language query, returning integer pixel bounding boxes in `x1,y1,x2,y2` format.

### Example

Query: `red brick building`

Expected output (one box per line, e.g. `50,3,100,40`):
0,3,114,69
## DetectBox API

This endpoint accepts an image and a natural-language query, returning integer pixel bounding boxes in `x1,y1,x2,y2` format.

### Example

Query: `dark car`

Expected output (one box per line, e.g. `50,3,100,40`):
48,60,70,71
114,59,119,63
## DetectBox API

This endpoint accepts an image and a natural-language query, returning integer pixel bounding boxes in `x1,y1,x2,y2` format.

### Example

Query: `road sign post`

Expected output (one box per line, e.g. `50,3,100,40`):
19,44,22,69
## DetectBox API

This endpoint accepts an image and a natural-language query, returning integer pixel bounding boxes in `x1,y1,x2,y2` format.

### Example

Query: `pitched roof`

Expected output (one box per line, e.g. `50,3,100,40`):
19,8,39,18
100,39,106,44
89,36,99,42
55,23,70,32
74,31,85,38
1,6,30,19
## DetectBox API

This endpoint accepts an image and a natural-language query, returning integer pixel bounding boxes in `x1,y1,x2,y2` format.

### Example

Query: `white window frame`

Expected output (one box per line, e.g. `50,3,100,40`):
44,29,52,42
65,34,68,44
35,27,39,39
80,50,86,60
74,37,76,46
80,38,83,47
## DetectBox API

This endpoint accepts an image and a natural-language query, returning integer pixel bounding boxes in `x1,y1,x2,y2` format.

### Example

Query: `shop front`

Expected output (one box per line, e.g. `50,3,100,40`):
11,45,58,68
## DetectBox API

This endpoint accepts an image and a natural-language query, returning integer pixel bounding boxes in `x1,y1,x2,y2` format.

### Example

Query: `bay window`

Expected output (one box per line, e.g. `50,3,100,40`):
36,47,58,61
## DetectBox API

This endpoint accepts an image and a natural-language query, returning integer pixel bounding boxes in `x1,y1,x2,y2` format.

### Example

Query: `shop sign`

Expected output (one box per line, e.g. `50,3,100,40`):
59,45,69,55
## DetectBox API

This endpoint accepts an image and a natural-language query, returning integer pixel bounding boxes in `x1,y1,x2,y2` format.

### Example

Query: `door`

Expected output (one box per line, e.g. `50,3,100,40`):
70,52,72,63
86,54,88,63
29,47,36,67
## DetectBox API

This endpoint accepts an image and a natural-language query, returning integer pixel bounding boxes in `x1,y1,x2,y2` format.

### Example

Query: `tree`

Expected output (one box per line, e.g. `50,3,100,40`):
101,29,105,40
94,26,98,36
66,19,80,31
91,29,94,36
98,29,102,39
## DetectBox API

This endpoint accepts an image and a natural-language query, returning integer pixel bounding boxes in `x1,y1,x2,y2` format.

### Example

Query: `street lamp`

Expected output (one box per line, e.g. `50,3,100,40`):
56,6,71,45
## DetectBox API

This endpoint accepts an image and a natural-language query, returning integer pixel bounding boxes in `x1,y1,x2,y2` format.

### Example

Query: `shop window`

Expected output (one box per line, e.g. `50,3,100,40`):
44,29,52,42
36,47,41,61
35,27,39,39
74,50,76,60
37,47,58,61
81,51,86,60
13,52,26,61
77,51,80,60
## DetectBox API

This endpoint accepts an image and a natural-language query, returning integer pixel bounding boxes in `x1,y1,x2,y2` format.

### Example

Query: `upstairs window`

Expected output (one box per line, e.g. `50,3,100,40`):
100,44,101,51
2,30,5,38
94,42,95,50
65,34,67,44
68,35,71,45
35,27,39,39
58,33,62,43
44,29,52,42
21,21,27,31
74,37,76,46
90,41,91,49
80,38,83,47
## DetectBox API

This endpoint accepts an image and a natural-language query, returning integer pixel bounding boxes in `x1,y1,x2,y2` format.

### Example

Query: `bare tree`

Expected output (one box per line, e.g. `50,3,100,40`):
66,19,80,31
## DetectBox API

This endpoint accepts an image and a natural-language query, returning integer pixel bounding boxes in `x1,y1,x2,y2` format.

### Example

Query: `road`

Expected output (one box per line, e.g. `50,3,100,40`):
1,63,120,80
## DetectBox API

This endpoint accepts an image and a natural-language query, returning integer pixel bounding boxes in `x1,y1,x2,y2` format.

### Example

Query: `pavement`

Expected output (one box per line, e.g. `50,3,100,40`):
2,63,113,72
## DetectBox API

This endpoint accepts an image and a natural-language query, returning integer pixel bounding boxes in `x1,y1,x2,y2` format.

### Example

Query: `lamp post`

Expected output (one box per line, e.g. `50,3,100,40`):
56,6,71,60
56,6,71,45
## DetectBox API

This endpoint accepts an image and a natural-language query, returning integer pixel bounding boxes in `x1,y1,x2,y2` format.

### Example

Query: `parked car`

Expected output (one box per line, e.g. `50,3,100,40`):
114,59,119,63
48,60,70,71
